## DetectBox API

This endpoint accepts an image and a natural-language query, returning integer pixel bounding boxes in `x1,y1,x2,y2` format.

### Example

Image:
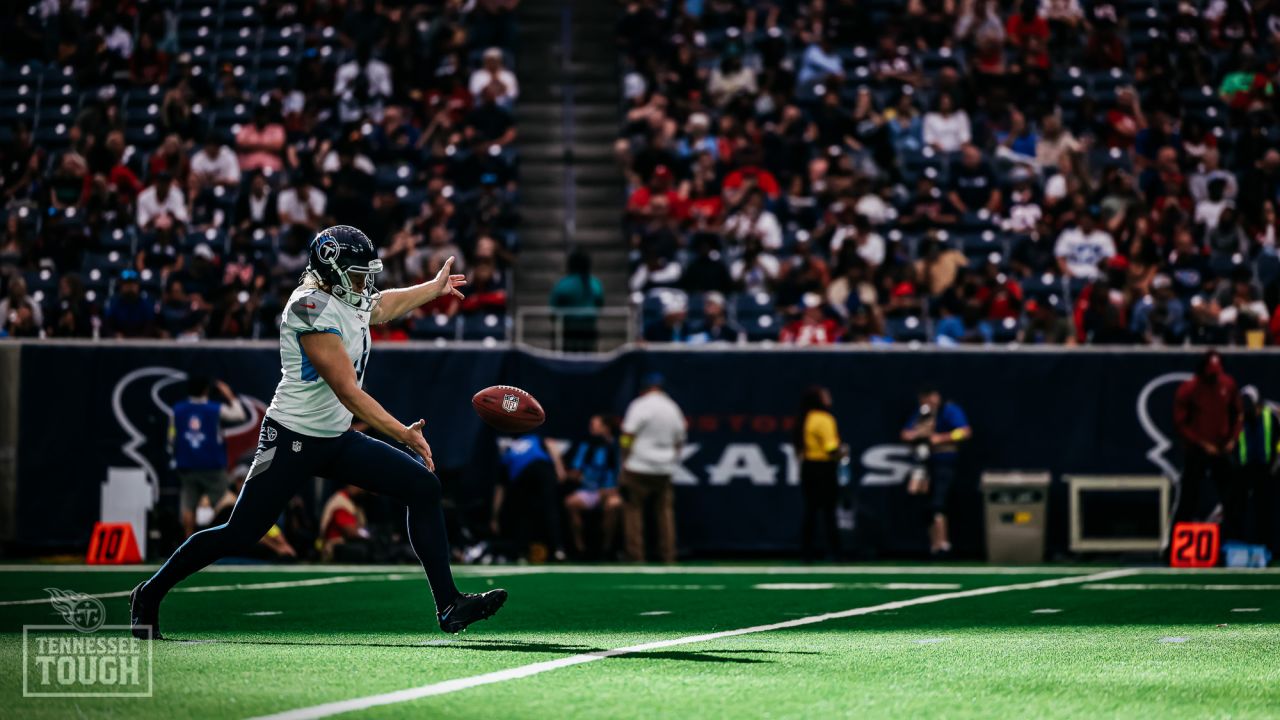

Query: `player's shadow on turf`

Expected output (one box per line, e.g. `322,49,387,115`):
175,638,816,663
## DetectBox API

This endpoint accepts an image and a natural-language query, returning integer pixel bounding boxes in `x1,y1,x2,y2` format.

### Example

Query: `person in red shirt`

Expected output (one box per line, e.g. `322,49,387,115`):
1172,350,1243,526
780,294,839,345
319,485,369,560
1005,1,1050,48
627,165,686,221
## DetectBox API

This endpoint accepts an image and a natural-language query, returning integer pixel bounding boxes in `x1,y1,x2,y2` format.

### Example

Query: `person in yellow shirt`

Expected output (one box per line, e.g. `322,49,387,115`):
794,386,843,561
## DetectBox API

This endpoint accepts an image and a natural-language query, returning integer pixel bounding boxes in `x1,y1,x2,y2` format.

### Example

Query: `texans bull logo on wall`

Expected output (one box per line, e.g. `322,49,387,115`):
112,367,267,493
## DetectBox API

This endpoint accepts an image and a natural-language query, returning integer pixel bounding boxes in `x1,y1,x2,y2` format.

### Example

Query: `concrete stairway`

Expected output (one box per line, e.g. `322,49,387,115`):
514,0,629,348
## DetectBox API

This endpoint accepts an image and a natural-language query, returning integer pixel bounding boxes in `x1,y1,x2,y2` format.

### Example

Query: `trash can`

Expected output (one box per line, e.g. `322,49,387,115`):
981,471,1051,564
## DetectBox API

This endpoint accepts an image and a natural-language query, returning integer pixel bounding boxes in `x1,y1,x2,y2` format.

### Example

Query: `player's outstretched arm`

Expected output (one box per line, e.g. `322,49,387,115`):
299,331,436,470
370,255,467,324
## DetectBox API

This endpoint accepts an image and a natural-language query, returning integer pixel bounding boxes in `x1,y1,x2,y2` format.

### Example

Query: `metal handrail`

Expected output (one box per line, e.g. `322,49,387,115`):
515,306,636,352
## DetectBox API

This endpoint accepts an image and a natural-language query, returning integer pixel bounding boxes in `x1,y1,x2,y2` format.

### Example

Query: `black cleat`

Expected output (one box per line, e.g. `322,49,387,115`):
438,589,507,634
129,582,163,640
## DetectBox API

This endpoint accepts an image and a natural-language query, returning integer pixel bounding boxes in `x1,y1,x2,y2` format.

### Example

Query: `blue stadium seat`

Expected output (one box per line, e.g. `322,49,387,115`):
461,313,509,341
885,315,928,343
743,313,779,342
410,314,460,340
1257,253,1280,287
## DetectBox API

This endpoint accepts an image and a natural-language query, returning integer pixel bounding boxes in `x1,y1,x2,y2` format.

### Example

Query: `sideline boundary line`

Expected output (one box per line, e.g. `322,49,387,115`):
0,573,415,607
247,568,1140,720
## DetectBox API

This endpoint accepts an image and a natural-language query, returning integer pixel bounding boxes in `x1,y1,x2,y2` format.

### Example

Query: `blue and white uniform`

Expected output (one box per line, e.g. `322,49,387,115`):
267,285,372,437
144,281,461,615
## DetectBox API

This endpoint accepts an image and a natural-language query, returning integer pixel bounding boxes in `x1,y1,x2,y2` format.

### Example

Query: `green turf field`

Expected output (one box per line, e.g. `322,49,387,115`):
0,564,1277,719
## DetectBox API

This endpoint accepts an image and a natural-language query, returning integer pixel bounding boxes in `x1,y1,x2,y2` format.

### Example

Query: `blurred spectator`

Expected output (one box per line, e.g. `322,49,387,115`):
0,275,43,331
689,292,742,344
620,372,685,563
319,485,370,561
1055,209,1115,280
335,42,392,124
781,293,839,345
900,386,971,556
469,47,519,107
235,172,280,232
493,434,565,562
103,269,155,338
235,106,286,174
136,171,189,232
171,376,246,537
189,133,241,198
795,385,842,561
277,173,328,233
562,415,623,559
1173,351,1242,530
550,250,604,352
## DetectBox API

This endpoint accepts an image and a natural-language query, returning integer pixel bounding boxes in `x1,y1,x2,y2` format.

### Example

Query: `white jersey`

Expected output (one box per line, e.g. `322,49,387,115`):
266,285,372,437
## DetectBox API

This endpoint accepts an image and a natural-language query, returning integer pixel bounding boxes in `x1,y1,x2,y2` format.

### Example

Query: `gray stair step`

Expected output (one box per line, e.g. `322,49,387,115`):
520,144,616,162
519,103,618,122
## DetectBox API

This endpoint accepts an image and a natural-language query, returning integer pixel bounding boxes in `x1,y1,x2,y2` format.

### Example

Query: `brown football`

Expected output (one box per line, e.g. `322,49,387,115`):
472,385,546,434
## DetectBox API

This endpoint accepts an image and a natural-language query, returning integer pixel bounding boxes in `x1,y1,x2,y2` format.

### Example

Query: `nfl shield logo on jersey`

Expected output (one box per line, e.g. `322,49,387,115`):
291,440,302,452
502,393,519,413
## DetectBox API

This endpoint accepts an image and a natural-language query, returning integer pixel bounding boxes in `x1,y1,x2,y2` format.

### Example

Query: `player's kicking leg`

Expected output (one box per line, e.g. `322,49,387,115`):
130,419,316,639
327,429,507,633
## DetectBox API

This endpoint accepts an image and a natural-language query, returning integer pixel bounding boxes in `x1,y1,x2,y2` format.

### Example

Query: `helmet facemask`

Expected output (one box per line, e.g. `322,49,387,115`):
328,259,383,311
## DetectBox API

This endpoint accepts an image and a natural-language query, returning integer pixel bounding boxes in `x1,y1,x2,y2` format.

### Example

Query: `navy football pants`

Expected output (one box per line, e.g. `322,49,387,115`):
143,416,460,612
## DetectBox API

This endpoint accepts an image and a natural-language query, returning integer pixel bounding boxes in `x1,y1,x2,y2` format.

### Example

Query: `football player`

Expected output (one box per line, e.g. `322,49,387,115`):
131,225,507,638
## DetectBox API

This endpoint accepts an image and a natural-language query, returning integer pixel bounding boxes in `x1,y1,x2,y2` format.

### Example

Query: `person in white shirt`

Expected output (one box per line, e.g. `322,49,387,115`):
277,175,328,231
723,190,783,250
468,47,519,106
923,92,971,154
189,135,241,195
620,373,686,563
1054,212,1116,280
334,43,392,123
136,171,190,231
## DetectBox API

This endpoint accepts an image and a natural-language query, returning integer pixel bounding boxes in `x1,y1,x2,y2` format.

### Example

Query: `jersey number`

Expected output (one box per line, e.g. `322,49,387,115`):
354,331,370,382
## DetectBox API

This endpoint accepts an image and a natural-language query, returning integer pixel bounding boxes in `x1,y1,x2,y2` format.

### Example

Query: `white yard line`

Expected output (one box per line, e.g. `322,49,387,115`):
247,568,1140,720
0,574,414,607
753,582,963,591
1082,583,1280,591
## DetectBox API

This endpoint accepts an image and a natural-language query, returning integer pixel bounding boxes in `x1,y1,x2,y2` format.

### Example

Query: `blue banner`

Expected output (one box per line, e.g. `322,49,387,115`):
15,343,1280,557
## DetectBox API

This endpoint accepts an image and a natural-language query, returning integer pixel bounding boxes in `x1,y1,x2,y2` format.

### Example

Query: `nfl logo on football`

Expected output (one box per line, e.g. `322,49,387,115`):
502,394,519,413
22,588,153,698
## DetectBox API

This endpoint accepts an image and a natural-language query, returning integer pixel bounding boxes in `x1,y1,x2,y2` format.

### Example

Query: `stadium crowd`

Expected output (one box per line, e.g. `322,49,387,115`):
0,0,520,342
616,0,1280,346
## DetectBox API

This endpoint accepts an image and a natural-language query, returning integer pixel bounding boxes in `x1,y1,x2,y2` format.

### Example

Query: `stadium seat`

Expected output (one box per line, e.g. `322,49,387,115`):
885,315,928,343
461,313,510,341
410,314,460,341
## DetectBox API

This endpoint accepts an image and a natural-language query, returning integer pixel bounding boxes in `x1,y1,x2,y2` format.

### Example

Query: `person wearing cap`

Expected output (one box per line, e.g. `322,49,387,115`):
643,293,690,343
1054,206,1116,280
1225,386,1279,552
136,170,190,232
1173,350,1243,526
1020,296,1076,344
689,292,742,344
780,293,839,345
469,47,518,107
619,372,686,562
1130,274,1187,344
104,269,157,338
